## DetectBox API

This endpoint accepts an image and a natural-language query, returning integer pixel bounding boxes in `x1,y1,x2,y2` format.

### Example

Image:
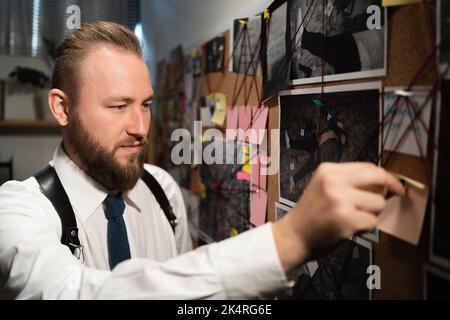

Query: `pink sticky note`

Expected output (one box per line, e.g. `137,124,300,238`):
226,107,239,140
251,106,268,145
238,106,252,141
251,157,260,191
259,155,268,190
250,190,267,227
251,155,267,191
226,107,239,129
251,106,269,130
237,171,251,181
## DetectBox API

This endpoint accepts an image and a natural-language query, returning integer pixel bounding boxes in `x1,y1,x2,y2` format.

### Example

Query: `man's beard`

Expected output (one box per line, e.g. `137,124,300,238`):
66,112,148,192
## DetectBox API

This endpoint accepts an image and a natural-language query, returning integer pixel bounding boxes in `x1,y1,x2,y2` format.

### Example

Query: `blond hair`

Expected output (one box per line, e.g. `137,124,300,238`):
52,21,142,106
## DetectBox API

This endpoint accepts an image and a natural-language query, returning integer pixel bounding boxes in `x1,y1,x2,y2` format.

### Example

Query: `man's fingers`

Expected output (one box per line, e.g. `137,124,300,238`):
319,162,405,196
345,165,405,197
347,209,378,234
351,189,386,214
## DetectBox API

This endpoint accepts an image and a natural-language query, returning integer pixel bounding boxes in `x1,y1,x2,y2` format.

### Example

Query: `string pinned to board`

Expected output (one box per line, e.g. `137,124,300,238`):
204,22,248,96
330,43,449,302
199,1,448,297
230,29,262,107
262,0,319,102
290,0,449,299
232,0,319,109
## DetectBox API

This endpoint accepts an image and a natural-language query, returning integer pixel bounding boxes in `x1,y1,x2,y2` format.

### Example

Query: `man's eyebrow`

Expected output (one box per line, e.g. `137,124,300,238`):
106,96,134,104
142,95,154,102
105,95,154,104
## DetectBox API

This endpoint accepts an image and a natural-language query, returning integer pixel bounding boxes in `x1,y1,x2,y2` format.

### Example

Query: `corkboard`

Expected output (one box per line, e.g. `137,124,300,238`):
200,30,263,107
197,3,437,299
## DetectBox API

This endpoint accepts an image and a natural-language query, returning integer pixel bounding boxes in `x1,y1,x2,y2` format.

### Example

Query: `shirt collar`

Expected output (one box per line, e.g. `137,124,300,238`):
52,143,144,222
52,143,110,223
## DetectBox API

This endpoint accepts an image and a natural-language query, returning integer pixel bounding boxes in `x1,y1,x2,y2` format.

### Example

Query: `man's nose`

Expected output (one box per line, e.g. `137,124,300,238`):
126,105,150,137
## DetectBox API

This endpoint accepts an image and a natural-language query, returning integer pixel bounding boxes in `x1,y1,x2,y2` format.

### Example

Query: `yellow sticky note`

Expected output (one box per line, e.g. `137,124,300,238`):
209,93,227,126
263,8,270,20
230,228,239,237
243,145,249,161
242,163,252,174
241,144,251,173
382,0,421,6
197,183,206,199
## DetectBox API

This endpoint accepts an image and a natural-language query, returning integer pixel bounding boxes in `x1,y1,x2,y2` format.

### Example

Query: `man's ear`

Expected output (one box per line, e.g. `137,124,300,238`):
48,88,70,126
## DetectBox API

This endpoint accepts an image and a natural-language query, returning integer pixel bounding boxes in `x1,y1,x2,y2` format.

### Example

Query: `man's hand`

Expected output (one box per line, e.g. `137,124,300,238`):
272,162,405,275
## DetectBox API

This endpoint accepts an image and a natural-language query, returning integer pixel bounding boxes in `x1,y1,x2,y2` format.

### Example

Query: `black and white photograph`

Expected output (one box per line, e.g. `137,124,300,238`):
169,45,184,92
199,139,251,242
204,35,225,73
315,237,372,300
231,15,262,76
290,0,386,85
283,237,372,300
274,202,320,300
430,79,450,269
438,0,450,76
275,201,292,220
262,0,290,100
279,82,381,206
424,264,450,299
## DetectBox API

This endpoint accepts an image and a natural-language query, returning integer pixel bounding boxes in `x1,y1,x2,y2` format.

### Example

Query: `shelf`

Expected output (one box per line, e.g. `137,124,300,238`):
0,120,60,135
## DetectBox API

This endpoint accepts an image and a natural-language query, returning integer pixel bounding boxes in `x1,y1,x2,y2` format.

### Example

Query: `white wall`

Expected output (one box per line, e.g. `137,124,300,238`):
1,1,274,180
140,0,273,79
0,55,60,181
0,136,61,181
0,55,53,120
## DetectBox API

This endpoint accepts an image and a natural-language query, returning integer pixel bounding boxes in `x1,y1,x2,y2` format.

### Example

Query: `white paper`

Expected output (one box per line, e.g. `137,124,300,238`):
383,87,432,157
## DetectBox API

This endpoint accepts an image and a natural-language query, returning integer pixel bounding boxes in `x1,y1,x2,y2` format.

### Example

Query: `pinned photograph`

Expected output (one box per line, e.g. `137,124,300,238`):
383,87,432,158
279,82,381,206
262,0,290,100
430,79,450,269
168,45,184,91
436,0,450,79
281,236,372,300
275,201,292,220
290,0,386,85
438,0,450,77
424,264,450,299
199,139,251,242
275,202,320,300
232,15,262,75
204,35,225,73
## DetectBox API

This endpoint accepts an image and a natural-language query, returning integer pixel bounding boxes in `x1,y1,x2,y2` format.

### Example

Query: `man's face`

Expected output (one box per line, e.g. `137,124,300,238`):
65,45,153,191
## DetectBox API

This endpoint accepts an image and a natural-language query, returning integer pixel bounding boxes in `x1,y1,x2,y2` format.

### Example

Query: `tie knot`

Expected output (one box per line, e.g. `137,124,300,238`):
104,193,125,219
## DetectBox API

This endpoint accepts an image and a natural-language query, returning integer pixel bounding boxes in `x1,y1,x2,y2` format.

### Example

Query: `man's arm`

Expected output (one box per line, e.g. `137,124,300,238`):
0,180,287,299
272,162,404,275
0,162,403,299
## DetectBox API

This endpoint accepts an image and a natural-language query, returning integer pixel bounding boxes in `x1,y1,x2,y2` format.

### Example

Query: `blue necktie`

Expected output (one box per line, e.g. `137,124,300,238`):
104,193,131,269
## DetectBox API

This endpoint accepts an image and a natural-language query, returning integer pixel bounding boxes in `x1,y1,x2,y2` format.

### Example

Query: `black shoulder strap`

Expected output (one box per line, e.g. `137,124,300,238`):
34,165,80,253
141,170,178,232
34,166,177,253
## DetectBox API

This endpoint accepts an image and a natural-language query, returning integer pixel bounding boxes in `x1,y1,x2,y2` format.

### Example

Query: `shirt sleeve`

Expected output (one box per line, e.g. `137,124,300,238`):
0,180,290,299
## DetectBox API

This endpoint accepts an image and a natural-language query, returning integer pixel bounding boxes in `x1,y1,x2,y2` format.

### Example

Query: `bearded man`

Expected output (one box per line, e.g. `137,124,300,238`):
0,21,403,299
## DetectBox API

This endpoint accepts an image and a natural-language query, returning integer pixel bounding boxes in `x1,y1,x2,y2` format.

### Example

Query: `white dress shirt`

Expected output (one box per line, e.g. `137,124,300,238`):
0,144,290,299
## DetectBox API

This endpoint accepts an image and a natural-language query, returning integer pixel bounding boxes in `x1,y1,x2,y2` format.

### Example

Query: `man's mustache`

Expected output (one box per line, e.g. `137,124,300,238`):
114,137,148,151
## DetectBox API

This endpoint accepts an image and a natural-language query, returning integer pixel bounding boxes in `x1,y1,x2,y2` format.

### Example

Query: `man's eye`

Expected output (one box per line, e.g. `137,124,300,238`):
111,105,126,110
142,103,152,109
